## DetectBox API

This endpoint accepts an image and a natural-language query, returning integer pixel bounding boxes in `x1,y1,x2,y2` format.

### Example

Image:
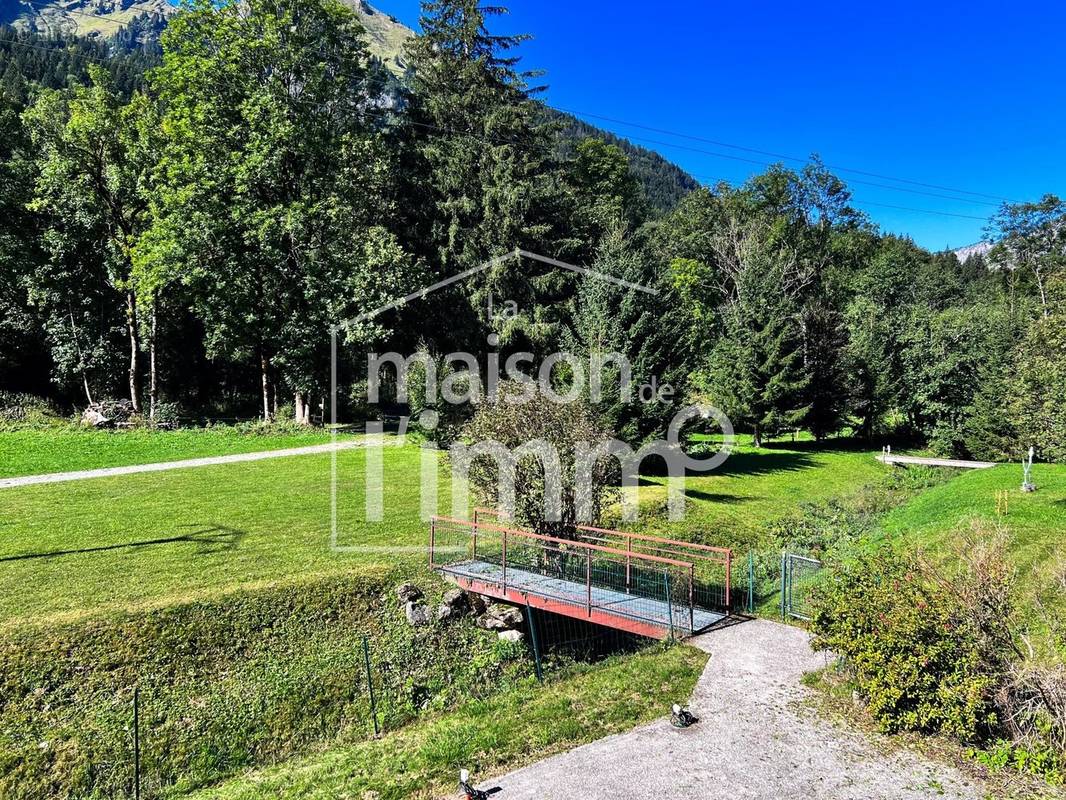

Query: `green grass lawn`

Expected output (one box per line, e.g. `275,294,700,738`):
178,643,707,800
634,435,884,550
0,426,344,478
880,462,1066,609
0,442,440,628
0,432,885,630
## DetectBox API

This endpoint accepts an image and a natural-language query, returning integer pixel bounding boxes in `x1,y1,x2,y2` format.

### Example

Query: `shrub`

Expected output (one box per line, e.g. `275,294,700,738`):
0,392,62,429
810,540,1016,740
459,382,618,537
150,401,183,427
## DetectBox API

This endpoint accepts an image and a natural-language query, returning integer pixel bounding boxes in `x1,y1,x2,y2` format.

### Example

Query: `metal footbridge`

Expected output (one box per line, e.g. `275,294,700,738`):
429,511,733,640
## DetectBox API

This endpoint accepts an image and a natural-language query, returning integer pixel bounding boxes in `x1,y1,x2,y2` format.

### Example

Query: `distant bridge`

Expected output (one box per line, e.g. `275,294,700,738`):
430,511,732,640
877,446,995,470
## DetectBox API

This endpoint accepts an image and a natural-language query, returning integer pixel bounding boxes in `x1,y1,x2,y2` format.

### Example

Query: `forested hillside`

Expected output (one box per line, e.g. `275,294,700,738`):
0,0,1063,462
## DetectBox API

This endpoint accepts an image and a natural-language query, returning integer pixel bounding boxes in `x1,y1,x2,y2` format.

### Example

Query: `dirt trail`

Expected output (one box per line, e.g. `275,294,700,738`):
484,619,985,800
0,440,363,489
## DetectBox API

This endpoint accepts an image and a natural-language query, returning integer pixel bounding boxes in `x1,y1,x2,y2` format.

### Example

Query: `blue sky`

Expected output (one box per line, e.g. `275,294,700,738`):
370,0,1066,251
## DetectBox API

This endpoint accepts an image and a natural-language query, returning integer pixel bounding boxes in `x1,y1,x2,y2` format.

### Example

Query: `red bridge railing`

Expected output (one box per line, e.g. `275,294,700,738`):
430,512,733,638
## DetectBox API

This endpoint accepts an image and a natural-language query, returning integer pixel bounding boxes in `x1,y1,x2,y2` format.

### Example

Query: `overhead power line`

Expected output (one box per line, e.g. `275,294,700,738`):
556,106,1021,204
0,38,995,224
9,0,1021,209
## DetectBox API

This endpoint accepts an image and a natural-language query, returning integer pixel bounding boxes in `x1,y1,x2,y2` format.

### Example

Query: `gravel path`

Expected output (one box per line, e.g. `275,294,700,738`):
0,440,364,490
484,619,985,800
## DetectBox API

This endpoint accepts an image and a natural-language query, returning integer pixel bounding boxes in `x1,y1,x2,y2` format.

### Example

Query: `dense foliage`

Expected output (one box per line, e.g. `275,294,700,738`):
0,3,1063,463
811,541,1066,781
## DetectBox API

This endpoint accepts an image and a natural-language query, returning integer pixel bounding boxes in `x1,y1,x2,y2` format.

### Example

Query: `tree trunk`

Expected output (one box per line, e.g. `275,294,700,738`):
260,352,272,421
752,424,762,449
149,306,158,421
294,391,307,425
68,308,94,406
1035,267,1049,318
126,291,141,413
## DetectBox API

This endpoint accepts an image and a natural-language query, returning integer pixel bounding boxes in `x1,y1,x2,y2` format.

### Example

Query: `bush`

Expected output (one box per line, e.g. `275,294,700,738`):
230,418,310,436
150,401,183,427
459,382,619,537
0,392,62,429
810,541,1016,741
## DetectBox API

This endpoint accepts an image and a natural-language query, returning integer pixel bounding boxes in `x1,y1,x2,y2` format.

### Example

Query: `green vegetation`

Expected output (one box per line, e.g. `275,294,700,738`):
812,546,1008,740
0,426,345,478
0,569,541,799
880,463,1066,610
180,644,707,800
633,436,885,549
0,443,427,627
0,433,891,628
810,540,1066,786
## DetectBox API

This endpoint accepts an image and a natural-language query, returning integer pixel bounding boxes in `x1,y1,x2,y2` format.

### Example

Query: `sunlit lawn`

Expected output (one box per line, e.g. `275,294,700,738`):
0,442,445,628
634,434,883,550
0,426,343,478
879,461,1066,610
0,431,890,629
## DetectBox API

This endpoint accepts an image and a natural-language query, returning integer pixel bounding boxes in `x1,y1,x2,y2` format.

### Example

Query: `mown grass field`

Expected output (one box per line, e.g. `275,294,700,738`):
0,430,884,629
0,442,428,628
633,435,884,550
0,426,341,478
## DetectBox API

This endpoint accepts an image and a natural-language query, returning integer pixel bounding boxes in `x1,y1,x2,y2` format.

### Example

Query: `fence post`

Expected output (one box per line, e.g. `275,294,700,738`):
363,636,379,736
428,519,435,568
471,509,478,559
133,686,141,800
725,549,731,611
780,553,787,620
586,551,592,616
747,552,754,614
664,569,674,641
688,563,695,634
625,535,632,594
502,530,508,593
525,603,543,682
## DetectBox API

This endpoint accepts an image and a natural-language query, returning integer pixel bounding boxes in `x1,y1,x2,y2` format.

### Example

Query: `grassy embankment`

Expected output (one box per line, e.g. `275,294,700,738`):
0,427,965,799
180,645,707,800
879,461,1066,614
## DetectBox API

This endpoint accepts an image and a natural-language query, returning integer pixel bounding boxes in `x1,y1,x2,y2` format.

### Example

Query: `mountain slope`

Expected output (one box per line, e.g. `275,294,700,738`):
0,0,699,213
341,0,412,76
1,0,173,44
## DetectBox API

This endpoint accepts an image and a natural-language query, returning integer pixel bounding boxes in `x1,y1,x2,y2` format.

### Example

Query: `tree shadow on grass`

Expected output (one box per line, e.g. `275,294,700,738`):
0,524,246,563
634,449,818,480
681,487,754,504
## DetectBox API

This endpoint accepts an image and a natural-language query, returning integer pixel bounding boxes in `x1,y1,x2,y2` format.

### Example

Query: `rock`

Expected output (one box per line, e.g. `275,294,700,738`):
468,593,488,615
476,603,524,631
497,629,524,643
404,601,431,626
437,588,472,622
82,408,112,428
395,582,423,603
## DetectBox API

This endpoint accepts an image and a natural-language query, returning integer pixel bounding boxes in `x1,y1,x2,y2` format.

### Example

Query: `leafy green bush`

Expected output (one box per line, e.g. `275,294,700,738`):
0,572,533,799
0,391,63,429
810,546,1015,740
229,418,311,436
